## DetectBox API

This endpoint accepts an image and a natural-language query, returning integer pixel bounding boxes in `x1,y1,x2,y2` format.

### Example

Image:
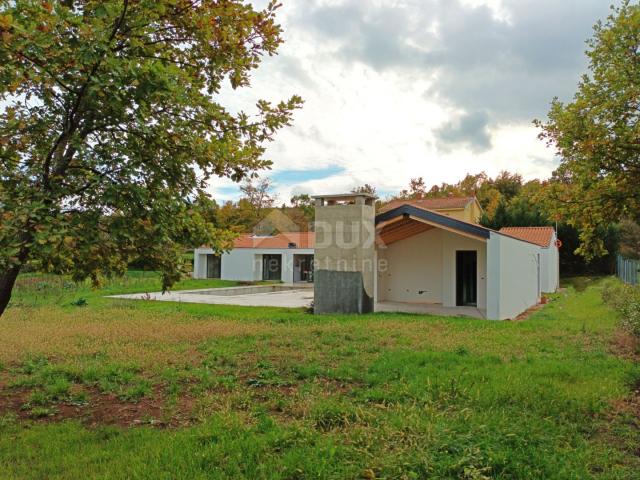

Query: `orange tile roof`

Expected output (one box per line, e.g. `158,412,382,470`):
499,227,555,247
379,197,475,213
233,232,315,249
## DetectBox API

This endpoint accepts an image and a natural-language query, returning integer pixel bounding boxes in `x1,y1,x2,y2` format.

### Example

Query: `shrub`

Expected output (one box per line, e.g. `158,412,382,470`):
602,282,640,337
70,297,88,307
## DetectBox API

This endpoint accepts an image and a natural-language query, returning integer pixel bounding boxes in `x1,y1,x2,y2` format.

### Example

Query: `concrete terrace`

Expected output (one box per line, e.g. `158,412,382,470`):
109,285,485,318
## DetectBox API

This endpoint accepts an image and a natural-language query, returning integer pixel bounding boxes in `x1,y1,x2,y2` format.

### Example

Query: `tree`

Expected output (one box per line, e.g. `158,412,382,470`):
491,171,522,200
619,219,640,259
0,1,302,316
291,192,314,217
536,1,640,259
217,199,257,232
399,177,427,199
457,172,488,196
290,193,313,209
351,184,377,196
239,177,278,215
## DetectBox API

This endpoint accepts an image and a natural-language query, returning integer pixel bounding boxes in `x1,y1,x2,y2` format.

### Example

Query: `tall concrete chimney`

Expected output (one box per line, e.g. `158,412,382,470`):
312,193,376,314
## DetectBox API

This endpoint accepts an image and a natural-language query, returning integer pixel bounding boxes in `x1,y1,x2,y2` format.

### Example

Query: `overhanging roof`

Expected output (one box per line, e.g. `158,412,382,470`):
376,204,491,242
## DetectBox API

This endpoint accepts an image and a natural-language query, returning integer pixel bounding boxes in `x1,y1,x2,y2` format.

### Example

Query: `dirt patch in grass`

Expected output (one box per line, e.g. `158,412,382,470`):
600,390,640,462
598,329,640,465
0,384,196,428
610,329,640,361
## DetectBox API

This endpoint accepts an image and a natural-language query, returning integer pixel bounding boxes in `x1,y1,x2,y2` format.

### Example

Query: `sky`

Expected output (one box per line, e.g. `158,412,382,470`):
210,0,615,204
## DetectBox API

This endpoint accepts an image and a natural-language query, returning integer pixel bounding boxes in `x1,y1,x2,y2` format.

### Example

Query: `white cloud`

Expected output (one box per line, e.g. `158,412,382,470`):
211,0,612,203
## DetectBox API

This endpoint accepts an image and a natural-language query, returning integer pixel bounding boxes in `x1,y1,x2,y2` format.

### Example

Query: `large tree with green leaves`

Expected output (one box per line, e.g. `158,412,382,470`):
536,1,640,259
0,0,302,316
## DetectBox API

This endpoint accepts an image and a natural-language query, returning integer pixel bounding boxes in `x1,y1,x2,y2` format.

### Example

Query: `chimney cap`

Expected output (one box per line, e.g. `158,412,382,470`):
311,192,377,201
312,192,376,207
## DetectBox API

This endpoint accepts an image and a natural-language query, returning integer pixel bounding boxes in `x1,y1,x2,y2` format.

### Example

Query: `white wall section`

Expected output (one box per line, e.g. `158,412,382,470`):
487,232,541,320
540,231,560,293
194,247,314,283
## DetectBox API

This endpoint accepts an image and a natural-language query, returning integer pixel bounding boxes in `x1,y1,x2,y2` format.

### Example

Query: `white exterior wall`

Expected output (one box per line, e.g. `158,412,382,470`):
540,231,560,293
376,228,487,311
193,247,314,283
377,229,444,304
487,232,541,320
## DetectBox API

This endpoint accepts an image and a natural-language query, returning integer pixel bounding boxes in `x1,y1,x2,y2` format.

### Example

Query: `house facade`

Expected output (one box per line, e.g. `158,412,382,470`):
313,193,559,320
193,232,314,283
193,193,560,320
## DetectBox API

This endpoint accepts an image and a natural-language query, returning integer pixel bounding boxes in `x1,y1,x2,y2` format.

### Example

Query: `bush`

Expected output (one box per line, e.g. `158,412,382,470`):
70,297,87,307
602,282,640,337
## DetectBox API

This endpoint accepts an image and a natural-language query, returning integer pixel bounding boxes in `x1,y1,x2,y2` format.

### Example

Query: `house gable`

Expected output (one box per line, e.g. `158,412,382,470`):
376,204,491,245
379,196,483,223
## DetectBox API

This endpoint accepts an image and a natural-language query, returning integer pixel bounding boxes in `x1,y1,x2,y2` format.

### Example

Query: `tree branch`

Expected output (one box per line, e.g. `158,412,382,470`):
44,0,130,187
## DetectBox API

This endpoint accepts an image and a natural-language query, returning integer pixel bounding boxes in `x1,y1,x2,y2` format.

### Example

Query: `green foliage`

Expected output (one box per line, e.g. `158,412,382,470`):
536,1,640,260
211,178,316,235
392,171,538,221
602,281,640,337
480,194,548,230
70,297,87,307
13,355,151,406
9,270,238,309
619,219,640,260
556,224,618,275
0,0,302,313
398,176,428,199
289,193,315,227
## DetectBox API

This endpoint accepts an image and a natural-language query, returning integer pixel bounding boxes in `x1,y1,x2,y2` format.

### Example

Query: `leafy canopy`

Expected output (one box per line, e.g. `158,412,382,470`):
0,1,302,294
536,1,640,259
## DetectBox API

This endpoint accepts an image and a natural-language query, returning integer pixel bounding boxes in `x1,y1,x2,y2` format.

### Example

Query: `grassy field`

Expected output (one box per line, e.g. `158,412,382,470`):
0,274,638,479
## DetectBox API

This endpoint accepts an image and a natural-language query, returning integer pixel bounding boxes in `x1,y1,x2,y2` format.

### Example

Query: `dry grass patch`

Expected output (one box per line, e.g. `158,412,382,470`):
0,307,273,367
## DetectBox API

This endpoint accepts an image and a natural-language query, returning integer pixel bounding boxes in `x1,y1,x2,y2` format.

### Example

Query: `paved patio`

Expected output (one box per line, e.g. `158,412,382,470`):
376,301,486,319
110,285,485,318
109,285,314,308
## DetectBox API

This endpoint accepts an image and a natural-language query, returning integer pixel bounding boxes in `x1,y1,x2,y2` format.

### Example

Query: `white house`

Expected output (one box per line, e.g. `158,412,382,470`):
312,193,560,320
194,194,560,320
371,200,559,320
193,232,315,283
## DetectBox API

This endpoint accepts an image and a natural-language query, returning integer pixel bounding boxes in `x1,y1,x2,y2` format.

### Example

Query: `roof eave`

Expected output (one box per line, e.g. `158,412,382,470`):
376,205,491,240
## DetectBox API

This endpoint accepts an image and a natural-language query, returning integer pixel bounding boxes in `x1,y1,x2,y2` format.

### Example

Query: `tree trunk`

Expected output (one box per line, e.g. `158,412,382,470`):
0,264,22,317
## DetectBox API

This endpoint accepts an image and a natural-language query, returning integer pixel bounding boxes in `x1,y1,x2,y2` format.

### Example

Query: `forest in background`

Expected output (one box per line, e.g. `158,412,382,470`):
200,171,640,276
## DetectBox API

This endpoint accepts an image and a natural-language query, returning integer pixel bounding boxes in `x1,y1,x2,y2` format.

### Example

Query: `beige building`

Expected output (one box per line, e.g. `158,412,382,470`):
379,197,483,223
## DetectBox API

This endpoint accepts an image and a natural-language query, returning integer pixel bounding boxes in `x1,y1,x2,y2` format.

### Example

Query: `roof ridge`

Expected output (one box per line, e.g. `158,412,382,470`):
500,226,554,230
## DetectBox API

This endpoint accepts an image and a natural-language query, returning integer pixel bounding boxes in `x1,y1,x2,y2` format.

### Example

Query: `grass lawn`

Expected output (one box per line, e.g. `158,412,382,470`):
0,274,638,479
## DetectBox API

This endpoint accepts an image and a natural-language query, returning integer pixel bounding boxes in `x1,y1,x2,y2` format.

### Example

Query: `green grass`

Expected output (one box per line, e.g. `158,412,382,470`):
9,270,238,309
0,274,638,479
